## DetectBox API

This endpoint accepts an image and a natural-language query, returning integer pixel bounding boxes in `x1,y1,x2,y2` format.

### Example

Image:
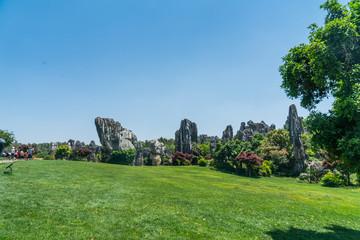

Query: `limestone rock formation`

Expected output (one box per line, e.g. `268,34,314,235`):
87,140,101,154
235,121,275,142
75,140,86,149
67,139,75,150
222,125,233,144
143,148,151,159
95,117,138,151
87,153,97,162
175,119,198,154
50,143,58,156
286,104,306,175
95,117,143,166
149,139,167,166
199,134,220,155
132,142,144,166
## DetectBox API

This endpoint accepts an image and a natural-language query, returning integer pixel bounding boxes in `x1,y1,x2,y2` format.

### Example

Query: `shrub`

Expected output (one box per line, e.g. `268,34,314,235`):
269,149,289,172
35,151,48,158
209,159,215,167
213,161,234,172
54,145,71,160
214,140,251,162
69,149,81,161
192,143,211,164
258,160,273,177
171,152,194,166
322,172,347,187
299,173,311,183
162,156,169,165
235,152,264,177
198,158,207,167
95,154,102,162
43,155,55,160
76,148,92,158
69,148,93,161
109,149,137,165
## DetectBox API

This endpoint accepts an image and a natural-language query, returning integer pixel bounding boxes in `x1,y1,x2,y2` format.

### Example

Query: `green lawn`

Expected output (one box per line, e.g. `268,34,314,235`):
0,160,359,240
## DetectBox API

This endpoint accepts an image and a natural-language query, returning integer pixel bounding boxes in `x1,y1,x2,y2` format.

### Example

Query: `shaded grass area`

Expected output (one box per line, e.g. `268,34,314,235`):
0,160,359,239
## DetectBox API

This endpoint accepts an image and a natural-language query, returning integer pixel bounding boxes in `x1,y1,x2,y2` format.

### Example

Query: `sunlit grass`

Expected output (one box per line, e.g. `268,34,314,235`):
0,160,359,239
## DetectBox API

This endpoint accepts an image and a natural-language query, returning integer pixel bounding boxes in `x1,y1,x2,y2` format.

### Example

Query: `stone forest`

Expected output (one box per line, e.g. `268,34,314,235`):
1,104,349,187
1,2,360,239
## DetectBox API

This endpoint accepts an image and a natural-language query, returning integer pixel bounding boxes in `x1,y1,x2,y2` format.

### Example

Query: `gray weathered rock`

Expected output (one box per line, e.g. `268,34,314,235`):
222,125,233,144
286,104,306,175
149,139,168,166
67,139,75,150
199,134,220,155
89,140,102,154
87,153,96,162
235,120,275,142
51,143,58,156
175,119,198,154
75,140,86,149
151,154,162,166
95,117,138,151
132,142,144,166
95,117,143,165
143,148,151,159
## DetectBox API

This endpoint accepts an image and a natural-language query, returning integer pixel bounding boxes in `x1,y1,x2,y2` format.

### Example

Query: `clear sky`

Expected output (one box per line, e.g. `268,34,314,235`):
0,0,349,144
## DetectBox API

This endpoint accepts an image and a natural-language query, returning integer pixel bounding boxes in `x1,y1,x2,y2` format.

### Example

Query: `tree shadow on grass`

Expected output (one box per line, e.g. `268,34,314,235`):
266,225,360,240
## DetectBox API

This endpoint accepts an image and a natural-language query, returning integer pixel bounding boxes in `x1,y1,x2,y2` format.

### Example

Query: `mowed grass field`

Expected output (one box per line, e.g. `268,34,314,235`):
0,160,359,240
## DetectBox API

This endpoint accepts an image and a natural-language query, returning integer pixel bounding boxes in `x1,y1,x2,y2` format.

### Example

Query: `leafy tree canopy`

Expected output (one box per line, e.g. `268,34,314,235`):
266,129,292,153
279,0,360,174
214,139,251,162
0,129,15,148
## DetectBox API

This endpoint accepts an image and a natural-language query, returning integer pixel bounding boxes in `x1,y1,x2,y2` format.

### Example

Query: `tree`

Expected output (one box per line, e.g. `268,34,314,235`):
214,139,251,162
235,152,264,177
0,129,15,148
250,133,265,154
279,0,360,174
265,129,292,153
192,142,211,164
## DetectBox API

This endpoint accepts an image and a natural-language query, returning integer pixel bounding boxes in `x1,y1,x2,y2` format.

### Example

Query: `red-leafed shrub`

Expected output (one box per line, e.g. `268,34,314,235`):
235,152,264,176
171,152,194,166
69,148,93,161
76,148,93,158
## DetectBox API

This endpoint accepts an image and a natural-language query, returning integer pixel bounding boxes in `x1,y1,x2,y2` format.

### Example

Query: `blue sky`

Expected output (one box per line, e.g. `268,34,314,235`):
0,0,349,144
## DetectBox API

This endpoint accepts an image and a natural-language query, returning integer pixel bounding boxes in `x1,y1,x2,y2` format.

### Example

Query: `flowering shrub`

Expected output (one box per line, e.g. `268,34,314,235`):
171,152,194,166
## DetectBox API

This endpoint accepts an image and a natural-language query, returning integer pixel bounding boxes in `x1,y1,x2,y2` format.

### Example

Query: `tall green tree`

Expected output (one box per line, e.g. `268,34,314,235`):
279,0,360,174
0,129,15,148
